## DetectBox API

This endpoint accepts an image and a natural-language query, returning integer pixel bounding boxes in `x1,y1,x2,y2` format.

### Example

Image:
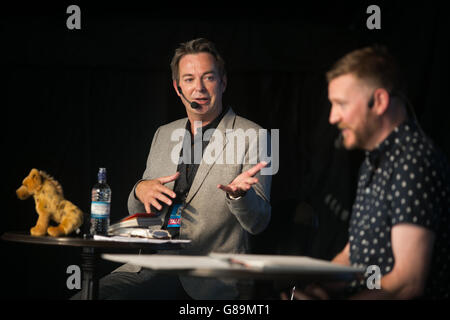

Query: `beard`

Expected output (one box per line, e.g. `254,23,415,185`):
341,120,377,150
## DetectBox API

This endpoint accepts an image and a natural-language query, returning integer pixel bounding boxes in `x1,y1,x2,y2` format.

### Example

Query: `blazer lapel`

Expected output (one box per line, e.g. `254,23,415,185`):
185,108,236,203
165,118,188,191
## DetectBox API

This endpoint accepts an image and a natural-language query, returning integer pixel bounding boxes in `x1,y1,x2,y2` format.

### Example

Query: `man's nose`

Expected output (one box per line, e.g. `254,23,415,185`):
329,104,341,125
194,78,206,92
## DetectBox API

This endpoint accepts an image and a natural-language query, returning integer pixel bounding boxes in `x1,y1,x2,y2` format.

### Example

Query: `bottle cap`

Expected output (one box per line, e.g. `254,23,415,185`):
98,167,107,182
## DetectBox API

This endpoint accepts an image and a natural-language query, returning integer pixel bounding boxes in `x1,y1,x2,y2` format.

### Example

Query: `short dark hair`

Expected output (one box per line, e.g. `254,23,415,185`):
170,38,226,85
326,46,404,94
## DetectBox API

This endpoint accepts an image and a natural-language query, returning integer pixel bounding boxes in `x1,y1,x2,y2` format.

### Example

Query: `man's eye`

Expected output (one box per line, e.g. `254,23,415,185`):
184,78,193,83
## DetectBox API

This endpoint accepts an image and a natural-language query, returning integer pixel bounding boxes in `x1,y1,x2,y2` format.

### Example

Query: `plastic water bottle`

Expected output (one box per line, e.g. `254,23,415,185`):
90,167,111,235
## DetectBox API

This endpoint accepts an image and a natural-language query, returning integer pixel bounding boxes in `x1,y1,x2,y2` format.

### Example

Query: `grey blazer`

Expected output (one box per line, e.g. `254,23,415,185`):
124,107,272,299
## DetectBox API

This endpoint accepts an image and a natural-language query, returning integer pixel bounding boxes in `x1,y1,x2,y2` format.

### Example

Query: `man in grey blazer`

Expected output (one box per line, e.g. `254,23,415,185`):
82,38,272,300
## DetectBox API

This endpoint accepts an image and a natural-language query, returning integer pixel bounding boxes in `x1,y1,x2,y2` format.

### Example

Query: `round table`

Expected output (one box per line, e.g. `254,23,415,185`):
1,231,184,300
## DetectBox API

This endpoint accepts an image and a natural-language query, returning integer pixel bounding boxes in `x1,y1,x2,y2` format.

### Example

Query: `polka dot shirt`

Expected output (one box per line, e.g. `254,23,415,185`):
347,119,450,298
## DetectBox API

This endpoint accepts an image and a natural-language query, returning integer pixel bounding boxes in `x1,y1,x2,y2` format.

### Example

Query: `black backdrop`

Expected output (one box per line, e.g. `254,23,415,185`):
1,1,449,299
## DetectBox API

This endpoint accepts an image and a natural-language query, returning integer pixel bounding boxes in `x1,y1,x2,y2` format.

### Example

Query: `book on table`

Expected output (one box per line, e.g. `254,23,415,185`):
107,213,163,234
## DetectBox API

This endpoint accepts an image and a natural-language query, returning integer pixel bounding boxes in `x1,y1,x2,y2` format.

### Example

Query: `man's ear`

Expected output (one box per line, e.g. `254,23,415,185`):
173,80,181,97
372,88,390,115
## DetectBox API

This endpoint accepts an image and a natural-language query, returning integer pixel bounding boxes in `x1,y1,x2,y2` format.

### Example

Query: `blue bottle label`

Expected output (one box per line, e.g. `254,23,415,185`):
91,201,110,219
167,204,182,228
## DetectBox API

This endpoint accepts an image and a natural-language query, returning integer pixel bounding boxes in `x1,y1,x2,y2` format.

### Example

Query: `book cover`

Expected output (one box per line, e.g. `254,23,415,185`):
108,213,162,232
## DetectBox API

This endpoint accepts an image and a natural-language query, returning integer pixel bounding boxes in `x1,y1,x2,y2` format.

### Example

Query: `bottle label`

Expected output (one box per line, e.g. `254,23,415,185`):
91,201,110,219
167,204,182,228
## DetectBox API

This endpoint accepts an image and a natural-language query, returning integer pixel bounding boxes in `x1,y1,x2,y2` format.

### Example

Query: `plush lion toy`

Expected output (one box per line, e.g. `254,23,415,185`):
16,168,84,237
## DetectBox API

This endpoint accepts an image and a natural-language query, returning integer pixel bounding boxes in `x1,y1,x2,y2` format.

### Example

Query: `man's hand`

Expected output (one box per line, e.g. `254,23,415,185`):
217,161,267,198
135,172,180,213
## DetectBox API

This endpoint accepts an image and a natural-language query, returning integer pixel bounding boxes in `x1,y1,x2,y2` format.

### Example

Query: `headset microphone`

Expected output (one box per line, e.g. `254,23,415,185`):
177,86,200,109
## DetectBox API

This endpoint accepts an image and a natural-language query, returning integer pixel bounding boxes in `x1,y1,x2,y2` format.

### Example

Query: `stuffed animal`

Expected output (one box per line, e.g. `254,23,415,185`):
16,168,84,237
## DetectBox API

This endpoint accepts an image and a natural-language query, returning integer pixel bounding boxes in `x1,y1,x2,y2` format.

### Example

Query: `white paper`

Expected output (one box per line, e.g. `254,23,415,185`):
93,235,191,244
102,254,231,270
101,252,365,274
209,253,365,273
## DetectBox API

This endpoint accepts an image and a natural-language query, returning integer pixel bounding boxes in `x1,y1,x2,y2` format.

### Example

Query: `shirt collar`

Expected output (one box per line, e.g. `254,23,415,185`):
186,106,229,137
365,118,415,166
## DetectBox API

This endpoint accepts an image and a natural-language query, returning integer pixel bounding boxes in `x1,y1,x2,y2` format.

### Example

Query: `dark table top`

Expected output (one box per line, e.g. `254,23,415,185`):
1,231,184,251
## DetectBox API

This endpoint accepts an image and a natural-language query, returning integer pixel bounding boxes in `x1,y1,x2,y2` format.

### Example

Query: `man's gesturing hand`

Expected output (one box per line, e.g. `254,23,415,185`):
217,161,267,198
135,172,180,213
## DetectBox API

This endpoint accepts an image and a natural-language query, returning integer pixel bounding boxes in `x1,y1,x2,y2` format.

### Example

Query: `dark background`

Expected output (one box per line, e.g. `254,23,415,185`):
1,1,448,299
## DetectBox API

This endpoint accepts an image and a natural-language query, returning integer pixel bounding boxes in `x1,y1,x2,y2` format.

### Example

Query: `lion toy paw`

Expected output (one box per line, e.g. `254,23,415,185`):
16,168,84,237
